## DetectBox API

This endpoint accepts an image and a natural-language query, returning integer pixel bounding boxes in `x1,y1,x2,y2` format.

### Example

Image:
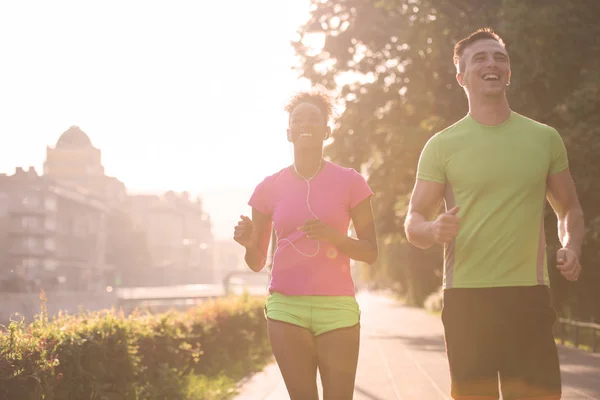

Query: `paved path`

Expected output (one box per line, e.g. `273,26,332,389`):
235,291,600,399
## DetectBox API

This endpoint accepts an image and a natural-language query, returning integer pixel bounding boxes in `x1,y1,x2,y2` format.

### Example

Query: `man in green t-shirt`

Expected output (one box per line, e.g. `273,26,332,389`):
404,28,584,399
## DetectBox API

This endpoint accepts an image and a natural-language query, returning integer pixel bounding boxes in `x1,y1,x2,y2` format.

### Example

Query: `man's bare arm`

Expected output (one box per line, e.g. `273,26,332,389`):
404,179,449,249
547,168,584,281
546,169,585,258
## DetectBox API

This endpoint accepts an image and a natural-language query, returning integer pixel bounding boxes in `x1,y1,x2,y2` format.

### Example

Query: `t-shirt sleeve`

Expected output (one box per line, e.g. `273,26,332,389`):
248,176,274,216
548,128,569,175
349,169,374,209
416,135,446,184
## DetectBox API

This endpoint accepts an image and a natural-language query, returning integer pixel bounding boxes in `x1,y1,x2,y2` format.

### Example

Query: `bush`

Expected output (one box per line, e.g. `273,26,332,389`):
0,291,271,400
423,286,443,314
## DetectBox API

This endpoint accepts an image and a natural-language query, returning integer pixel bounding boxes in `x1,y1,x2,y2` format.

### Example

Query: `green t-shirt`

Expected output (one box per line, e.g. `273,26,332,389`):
417,111,569,289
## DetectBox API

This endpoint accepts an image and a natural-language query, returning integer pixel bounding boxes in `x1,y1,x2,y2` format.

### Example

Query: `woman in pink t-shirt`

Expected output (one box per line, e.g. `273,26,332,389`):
233,91,378,399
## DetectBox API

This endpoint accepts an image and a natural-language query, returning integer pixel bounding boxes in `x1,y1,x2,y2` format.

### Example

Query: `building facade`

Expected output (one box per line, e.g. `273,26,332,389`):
0,126,216,291
128,191,214,286
0,167,109,292
44,126,127,205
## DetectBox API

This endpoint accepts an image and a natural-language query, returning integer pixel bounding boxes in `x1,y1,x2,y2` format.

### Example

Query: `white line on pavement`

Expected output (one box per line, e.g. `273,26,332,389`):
400,342,450,400
375,336,403,400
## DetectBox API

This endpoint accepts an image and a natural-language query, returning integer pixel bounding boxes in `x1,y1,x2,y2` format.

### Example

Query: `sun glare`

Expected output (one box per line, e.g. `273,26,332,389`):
0,0,317,238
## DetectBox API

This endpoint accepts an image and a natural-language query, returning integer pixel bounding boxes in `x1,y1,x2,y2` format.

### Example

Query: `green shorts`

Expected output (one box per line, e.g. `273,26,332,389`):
265,292,360,336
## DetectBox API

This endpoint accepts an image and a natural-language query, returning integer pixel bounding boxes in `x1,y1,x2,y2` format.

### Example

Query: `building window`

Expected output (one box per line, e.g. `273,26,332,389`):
45,217,57,232
22,195,40,208
0,193,8,217
87,217,96,233
21,216,39,230
44,196,57,211
74,218,87,237
22,258,40,268
44,259,57,271
45,238,56,252
23,237,40,252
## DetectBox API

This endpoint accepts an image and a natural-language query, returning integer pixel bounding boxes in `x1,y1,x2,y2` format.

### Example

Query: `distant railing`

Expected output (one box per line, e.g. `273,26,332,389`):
116,284,225,313
222,270,270,296
114,271,270,314
555,318,600,352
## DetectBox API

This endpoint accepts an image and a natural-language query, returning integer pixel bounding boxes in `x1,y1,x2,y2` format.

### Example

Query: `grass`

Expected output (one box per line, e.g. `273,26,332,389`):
555,338,595,353
185,373,240,400
554,324,599,353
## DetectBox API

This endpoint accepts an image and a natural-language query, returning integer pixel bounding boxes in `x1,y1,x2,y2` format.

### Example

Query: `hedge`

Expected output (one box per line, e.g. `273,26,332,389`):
0,291,271,400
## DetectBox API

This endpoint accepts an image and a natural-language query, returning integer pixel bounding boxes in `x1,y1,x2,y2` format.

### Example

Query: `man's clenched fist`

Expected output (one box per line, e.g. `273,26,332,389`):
430,206,460,244
556,247,581,281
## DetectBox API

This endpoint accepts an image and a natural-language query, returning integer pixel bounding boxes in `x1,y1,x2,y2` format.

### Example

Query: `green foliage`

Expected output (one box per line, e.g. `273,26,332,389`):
294,0,600,312
0,292,271,400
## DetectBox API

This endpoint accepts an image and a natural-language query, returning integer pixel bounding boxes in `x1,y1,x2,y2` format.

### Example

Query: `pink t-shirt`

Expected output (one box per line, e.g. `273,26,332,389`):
248,161,373,296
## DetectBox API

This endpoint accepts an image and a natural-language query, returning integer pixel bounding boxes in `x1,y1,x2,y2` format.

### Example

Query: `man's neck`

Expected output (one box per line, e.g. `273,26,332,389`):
468,95,511,126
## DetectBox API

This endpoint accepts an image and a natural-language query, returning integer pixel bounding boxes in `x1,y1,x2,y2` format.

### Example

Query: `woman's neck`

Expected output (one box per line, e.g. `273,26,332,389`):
293,148,324,179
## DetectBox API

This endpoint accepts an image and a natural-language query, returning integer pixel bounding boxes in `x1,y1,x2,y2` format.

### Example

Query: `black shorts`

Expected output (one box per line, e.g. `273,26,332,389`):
442,285,561,400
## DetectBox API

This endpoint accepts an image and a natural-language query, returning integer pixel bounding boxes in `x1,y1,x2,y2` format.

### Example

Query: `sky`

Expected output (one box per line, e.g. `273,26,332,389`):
0,0,319,239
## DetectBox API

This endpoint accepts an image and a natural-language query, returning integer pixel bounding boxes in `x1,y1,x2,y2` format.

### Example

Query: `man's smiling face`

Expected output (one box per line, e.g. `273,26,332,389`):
457,39,511,98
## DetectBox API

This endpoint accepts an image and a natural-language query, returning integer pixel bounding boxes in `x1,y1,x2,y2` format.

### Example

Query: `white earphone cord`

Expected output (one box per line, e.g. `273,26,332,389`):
274,158,324,259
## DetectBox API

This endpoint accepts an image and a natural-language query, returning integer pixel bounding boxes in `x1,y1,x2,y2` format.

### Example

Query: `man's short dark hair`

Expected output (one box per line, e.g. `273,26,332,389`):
453,28,506,73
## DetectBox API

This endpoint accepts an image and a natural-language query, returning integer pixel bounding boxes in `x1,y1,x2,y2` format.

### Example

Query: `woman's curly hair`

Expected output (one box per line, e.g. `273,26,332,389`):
284,91,334,122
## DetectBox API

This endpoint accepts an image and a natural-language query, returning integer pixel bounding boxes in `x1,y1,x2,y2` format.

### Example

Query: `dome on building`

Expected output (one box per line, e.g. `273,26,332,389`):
56,126,93,148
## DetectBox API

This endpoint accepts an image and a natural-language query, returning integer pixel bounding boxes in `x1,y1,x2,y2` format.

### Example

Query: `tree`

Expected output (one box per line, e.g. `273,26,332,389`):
294,0,600,312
